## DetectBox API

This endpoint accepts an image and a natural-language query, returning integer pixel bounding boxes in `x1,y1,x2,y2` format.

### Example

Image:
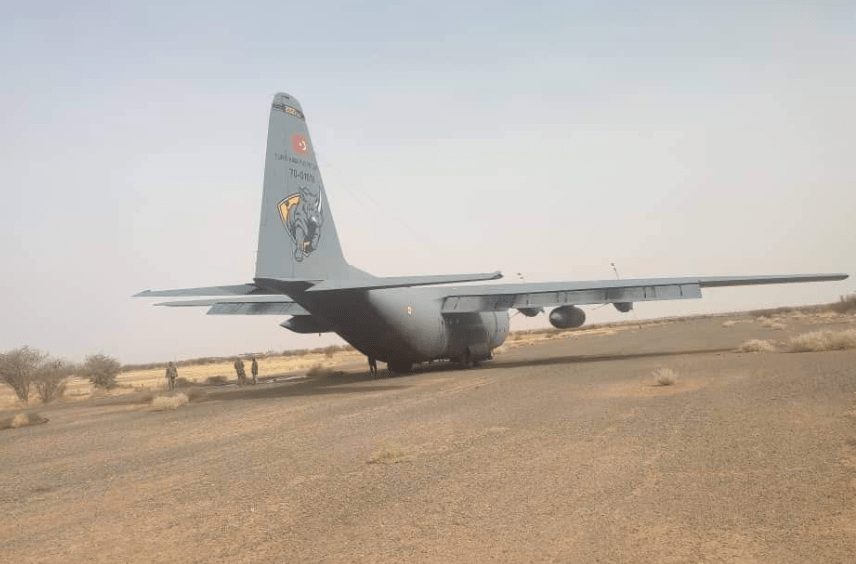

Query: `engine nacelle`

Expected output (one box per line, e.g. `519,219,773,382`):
517,307,543,317
549,305,586,329
280,315,333,334
613,302,633,313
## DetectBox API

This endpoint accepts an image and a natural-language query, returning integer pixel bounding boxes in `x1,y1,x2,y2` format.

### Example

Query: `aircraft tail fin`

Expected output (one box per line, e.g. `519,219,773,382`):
255,93,349,282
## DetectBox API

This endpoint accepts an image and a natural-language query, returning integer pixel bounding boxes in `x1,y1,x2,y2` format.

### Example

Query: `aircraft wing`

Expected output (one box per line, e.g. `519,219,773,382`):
439,273,849,313
151,296,309,316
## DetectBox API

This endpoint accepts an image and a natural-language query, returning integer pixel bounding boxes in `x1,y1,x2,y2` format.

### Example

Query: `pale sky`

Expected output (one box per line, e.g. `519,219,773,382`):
1,1,854,364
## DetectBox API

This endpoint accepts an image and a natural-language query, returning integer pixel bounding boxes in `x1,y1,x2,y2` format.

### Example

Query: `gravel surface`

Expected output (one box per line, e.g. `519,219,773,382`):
2,314,856,563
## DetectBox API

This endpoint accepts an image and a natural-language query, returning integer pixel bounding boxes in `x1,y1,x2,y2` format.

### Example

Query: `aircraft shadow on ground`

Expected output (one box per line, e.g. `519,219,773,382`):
206,347,732,401
410,346,734,375
209,371,408,402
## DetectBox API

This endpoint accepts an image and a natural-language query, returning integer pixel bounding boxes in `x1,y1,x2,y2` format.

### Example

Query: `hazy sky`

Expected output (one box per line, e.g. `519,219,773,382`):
2,1,854,363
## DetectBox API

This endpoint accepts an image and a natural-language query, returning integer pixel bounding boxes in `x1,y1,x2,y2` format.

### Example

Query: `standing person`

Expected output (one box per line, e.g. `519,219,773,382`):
368,356,378,377
165,361,178,391
251,356,259,385
234,357,246,385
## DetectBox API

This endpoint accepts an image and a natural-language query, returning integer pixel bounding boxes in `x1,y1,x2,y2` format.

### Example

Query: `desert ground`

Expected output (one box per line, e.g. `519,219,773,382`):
2,310,856,563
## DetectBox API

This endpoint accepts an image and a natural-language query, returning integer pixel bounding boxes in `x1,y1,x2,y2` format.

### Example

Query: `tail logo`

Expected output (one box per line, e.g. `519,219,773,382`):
291,134,309,156
278,186,324,262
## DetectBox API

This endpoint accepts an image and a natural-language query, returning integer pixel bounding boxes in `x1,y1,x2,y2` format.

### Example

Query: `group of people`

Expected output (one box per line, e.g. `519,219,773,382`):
164,356,260,390
233,356,259,386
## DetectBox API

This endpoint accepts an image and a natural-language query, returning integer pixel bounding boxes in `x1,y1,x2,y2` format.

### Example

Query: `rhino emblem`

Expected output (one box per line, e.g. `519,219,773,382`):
278,185,323,262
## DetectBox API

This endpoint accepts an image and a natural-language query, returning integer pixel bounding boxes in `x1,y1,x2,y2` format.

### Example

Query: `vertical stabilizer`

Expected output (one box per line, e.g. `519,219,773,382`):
255,93,349,281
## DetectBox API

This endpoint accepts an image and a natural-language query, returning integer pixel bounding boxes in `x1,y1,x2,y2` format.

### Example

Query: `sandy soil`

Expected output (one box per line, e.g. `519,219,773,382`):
2,312,856,563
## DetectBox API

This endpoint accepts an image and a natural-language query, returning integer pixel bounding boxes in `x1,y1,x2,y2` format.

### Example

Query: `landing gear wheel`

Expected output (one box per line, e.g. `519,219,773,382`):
387,361,412,374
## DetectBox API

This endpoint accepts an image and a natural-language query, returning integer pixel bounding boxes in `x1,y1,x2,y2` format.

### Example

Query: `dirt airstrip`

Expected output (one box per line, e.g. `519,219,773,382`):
2,312,856,563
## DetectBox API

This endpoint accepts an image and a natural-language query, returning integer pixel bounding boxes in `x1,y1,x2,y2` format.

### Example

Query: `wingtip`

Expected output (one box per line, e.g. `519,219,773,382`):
133,290,153,298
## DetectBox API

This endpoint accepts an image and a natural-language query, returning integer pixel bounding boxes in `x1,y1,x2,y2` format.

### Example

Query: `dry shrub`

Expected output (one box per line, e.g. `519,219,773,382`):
34,359,76,404
1,348,74,405
35,377,67,403
151,393,189,410
174,377,193,388
738,339,777,353
722,320,737,328
205,375,228,385
653,368,677,386
307,364,334,378
0,346,46,405
830,293,856,314
789,330,856,353
83,353,122,390
368,443,412,465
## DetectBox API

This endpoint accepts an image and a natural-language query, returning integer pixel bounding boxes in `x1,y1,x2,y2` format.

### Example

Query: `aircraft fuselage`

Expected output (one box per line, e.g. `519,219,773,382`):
289,286,509,370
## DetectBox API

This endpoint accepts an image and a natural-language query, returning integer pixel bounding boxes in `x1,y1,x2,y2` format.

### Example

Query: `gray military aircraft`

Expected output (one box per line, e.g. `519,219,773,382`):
136,92,848,374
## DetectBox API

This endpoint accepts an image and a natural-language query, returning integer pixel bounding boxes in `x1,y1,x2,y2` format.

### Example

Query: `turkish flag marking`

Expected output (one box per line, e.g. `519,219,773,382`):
292,134,309,155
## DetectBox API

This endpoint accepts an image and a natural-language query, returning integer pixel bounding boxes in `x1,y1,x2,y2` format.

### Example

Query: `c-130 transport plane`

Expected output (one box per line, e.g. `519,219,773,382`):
136,93,848,374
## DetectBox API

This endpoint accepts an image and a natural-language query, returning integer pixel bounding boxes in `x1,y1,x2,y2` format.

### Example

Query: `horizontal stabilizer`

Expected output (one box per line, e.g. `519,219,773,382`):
207,303,308,315
152,296,308,316
134,284,278,298
299,271,503,293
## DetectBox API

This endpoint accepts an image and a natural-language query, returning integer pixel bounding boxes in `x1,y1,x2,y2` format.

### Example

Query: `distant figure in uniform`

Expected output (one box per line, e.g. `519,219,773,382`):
368,356,378,377
165,361,178,391
234,357,247,385
251,356,259,385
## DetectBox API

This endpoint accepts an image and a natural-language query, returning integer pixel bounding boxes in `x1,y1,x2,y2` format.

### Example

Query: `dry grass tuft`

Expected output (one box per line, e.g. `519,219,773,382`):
722,320,738,328
1,412,48,430
205,375,228,385
11,413,30,428
151,393,189,410
756,317,787,330
738,339,777,353
653,368,678,386
788,330,856,353
306,364,335,378
368,443,413,465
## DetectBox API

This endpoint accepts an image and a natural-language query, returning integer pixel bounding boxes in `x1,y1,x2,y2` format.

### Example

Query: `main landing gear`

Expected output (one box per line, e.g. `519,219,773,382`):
458,347,491,369
386,361,412,374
